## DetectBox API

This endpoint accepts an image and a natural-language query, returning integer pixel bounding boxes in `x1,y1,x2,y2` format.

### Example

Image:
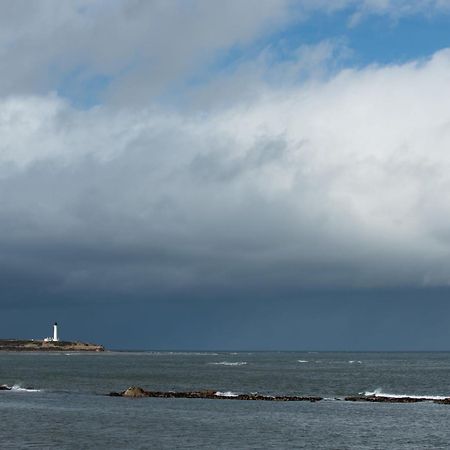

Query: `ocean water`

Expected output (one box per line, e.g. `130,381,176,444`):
2,352,450,449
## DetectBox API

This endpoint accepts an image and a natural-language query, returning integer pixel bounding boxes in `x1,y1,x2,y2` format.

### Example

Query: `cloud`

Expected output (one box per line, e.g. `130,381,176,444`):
0,0,292,104
300,0,450,18
3,1,449,108
185,39,353,110
2,47,450,306
287,1,450,27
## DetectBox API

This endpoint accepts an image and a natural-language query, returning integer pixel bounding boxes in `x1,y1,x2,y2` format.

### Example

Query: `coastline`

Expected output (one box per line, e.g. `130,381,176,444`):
0,339,104,352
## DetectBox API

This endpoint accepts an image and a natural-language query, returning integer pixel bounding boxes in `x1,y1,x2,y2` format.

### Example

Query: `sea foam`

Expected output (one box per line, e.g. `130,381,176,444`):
154,352,219,356
215,391,239,397
362,388,448,400
209,362,247,366
8,384,40,392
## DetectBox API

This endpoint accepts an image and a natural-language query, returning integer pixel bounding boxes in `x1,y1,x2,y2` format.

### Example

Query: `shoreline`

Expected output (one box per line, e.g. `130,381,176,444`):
0,339,105,352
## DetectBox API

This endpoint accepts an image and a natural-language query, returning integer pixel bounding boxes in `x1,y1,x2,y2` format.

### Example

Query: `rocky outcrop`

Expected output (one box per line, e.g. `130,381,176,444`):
122,386,148,398
109,387,322,402
432,398,450,405
0,339,104,352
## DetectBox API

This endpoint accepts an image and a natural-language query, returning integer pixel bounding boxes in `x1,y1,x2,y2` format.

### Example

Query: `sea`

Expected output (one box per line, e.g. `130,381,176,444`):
2,351,450,449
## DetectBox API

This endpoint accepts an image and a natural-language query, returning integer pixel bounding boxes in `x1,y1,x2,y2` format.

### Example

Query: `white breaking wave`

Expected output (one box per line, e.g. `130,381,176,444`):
157,352,219,356
362,388,448,400
215,391,239,397
297,360,308,363
209,361,247,366
9,384,40,392
349,360,362,364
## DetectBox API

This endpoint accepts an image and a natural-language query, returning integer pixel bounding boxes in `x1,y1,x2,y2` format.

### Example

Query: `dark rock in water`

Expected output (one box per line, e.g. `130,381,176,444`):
0,385,11,391
108,387,323,402
433,398,450,404
108,388,450,405
109,391,122,397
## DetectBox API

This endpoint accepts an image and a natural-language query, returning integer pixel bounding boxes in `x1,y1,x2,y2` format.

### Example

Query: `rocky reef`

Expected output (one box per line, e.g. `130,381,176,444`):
0,339,104,352
108,387,450,404
109,386,322,401
345,395,450,404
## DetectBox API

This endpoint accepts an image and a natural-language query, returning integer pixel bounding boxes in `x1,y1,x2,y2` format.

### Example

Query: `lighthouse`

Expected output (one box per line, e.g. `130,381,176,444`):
44,322,60,342
53,322,59,342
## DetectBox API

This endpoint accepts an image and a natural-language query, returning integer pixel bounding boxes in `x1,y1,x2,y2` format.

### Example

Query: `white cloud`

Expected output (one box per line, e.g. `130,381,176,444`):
301,0,450,16
2,0,449,107
295,0,450,26
2,49,450,292
0,0,292,102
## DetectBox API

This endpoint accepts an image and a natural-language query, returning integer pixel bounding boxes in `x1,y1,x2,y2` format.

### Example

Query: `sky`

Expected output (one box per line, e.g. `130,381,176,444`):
2,0,450,350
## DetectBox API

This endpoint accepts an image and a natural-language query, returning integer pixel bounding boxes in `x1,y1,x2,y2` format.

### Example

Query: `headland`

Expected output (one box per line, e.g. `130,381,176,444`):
0,339,104,352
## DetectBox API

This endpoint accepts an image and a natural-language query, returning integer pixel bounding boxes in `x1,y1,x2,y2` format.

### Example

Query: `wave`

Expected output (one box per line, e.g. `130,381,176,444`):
152,352,219,356
1,384,41,392
209,361,248,366
297,360,308,363
215,391,239,397
349,360,362,364
361,388,448,400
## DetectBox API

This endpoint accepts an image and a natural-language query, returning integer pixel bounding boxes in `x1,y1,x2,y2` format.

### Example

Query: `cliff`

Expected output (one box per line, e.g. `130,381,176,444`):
0,339,104,352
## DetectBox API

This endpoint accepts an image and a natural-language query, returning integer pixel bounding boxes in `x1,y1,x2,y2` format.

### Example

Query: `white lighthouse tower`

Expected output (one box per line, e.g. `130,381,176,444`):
53,322,59,342
44,322,60,342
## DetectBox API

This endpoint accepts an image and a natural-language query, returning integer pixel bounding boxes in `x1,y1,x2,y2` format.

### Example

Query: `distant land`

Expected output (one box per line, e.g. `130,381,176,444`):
0,339,105,352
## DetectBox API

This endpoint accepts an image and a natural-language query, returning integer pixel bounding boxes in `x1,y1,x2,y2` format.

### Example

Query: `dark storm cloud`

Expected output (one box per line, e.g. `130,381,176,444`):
1,77,450,310
2,1,450,349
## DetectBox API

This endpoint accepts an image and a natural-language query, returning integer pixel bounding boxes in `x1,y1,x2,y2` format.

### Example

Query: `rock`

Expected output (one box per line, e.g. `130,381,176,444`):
108,387,323,402
0,385,11,390
107,388,450,405
433,398,450,404
121,386,149,398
